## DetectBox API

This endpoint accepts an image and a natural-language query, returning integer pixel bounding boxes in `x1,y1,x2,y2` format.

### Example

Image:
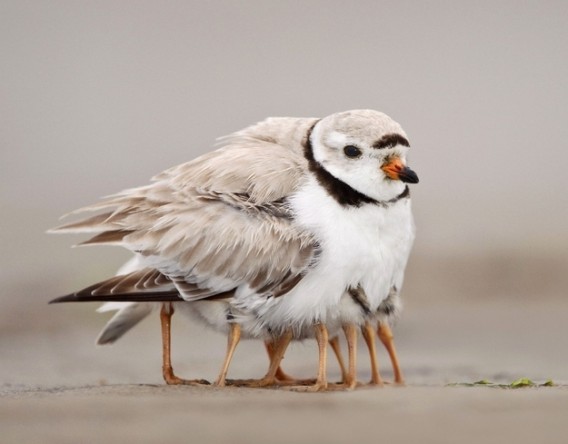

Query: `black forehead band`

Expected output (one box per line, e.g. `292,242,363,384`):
372,133,410,149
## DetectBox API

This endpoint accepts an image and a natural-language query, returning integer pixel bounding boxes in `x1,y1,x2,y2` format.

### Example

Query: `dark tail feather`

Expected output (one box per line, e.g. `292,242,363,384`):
49,268,182,304
49,291,183,304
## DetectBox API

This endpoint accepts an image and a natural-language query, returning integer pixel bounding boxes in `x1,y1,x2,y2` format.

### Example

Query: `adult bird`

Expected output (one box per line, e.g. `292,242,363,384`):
50,109,418,391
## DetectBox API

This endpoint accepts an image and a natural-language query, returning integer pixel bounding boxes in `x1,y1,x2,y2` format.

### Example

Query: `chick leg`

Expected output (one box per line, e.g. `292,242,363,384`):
328,336,348,383
229,330,293,388
215,322,241,387
258,330,293,386
341,324,358,389
274,335,348,386
160,304,209,385
265,340,295,382
377,323,405,385
286,323,329,392
361,322,384,386
311,323,329,391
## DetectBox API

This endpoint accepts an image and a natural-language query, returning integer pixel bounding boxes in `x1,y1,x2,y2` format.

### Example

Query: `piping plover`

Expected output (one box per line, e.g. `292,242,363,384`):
50,109,418,390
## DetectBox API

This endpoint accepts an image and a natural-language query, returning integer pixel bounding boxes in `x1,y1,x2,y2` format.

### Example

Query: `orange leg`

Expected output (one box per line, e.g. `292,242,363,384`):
215,322,241,386
285,323,329,392
378,323,405,385
160,304,208,385
312,323,329,391
265,340,295,382
328,336,348,383
259,330,293,386
361,322,384,386
341,324,358,389
229,330,293,388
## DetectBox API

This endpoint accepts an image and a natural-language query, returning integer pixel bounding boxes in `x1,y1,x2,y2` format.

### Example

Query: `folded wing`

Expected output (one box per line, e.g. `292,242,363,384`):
50,117,320,302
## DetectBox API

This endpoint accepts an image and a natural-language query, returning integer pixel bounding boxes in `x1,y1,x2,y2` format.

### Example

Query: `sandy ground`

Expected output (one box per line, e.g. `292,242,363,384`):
2,256,568,443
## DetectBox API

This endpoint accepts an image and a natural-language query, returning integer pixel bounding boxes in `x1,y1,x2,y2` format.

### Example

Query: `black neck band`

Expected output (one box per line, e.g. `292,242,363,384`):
303,122,410,208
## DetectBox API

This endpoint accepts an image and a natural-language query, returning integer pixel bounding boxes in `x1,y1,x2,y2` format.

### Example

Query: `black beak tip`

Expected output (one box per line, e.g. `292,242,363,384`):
400,168,419,184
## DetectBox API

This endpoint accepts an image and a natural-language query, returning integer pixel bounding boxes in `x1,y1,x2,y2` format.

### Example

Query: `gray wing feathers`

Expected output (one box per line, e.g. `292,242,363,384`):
50,117,319,301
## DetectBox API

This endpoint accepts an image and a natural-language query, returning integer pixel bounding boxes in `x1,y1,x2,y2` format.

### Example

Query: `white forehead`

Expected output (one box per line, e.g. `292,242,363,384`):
318,109,408,147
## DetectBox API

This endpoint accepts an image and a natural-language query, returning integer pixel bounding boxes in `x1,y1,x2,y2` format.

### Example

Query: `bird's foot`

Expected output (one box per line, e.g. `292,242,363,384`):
224,377,278,388
164,375,210,386
281,380,328,392
325,380,361,391
272,377,317,386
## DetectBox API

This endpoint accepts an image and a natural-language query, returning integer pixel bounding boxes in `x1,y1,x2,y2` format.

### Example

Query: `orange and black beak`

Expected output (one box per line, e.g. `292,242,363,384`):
381,157,419,184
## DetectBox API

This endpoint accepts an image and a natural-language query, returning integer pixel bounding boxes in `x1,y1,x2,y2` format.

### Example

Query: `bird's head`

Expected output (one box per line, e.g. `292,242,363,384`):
310,109,418,202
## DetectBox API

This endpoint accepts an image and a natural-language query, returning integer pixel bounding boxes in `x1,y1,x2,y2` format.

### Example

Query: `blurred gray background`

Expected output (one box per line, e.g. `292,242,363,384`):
1,0,568,391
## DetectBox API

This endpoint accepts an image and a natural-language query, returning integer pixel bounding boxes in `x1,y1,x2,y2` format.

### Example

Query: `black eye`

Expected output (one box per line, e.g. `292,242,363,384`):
343,145,362,158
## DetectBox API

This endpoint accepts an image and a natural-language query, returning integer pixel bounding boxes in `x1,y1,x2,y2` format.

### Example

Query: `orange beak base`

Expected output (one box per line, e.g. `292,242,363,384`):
381,158,419,184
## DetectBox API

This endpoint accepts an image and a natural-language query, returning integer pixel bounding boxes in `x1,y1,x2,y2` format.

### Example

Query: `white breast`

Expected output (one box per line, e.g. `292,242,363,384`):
240,176,415,335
